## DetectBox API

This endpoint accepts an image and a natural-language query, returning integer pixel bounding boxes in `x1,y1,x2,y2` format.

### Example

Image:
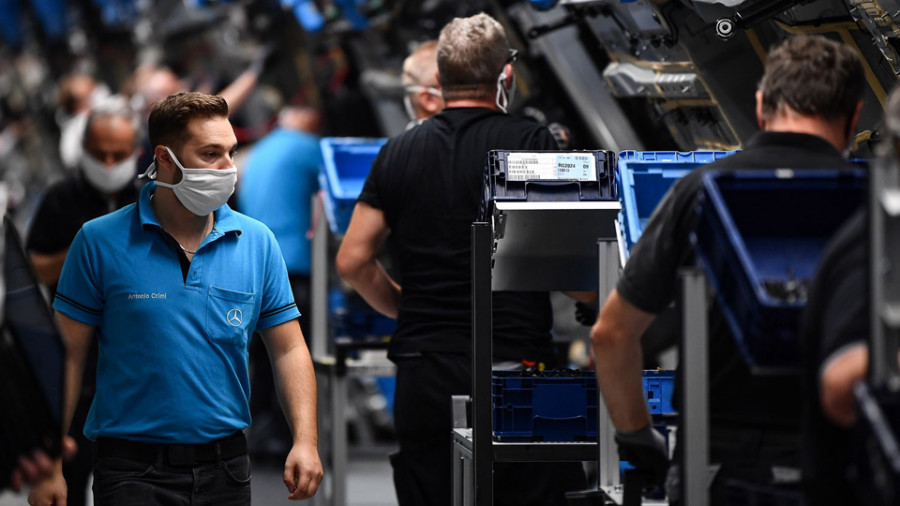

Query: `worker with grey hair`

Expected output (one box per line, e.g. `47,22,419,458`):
401,40,444,126
337,12,586,506
28,94,141,293
26,94,142,506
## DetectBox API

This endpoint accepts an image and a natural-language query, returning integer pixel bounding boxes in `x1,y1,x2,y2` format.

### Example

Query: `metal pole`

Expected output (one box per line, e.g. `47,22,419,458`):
472,223,493,506
681,267,709,506
332,367,347,506
311,192,329,360
597,239,621,491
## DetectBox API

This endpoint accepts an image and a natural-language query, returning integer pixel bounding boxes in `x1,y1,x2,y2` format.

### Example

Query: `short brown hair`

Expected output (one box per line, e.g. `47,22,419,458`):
148,92,228,150
437,13,510,102
759,36,864,122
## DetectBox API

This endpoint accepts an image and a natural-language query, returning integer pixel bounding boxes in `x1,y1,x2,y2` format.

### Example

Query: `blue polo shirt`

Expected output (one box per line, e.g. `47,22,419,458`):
237,128,321,276
54,182,300,444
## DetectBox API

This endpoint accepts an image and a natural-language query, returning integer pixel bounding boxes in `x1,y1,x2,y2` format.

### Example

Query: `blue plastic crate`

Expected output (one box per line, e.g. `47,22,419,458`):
328,288,396,340
643,369,676,416
617,150,737,258
492,370,598,442
480,150,617,221
492,369,675,441
694,170,865,370
319,137,387,235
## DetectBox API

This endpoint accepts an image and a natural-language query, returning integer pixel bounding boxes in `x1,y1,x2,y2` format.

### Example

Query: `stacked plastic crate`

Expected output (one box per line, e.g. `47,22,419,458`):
693,169,865,370
319,138,397,347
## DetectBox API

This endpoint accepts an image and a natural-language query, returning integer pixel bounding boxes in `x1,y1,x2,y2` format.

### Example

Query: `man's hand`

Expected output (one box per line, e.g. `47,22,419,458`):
615,424,669,488
11,436,77,492
26,464,67,506
283,442,323,500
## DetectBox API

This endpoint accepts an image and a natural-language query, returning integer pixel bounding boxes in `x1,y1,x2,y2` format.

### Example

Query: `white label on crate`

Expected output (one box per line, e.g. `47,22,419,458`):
506,153,597,181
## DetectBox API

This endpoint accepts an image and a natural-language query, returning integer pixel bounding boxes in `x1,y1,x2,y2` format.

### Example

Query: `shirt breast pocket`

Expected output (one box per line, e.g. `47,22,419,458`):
206,286,257,345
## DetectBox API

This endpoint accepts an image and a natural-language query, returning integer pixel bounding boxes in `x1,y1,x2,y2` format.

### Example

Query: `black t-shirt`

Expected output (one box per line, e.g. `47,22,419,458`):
799,209,865,504
358,107,558,361
27,173,139,266
618,131,854,429
26,172,139,399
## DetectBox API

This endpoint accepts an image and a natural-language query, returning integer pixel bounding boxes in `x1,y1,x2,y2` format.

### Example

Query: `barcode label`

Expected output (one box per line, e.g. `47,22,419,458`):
506,153,597,181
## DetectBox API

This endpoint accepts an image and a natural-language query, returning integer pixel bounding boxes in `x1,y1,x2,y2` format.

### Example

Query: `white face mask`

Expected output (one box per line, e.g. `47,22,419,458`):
403,85,442,122
142,146,236,216
81,152,137,193
495,69,517,114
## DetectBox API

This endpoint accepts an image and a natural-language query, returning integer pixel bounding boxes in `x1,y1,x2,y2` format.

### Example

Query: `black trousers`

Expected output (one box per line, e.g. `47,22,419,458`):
92,453,251,505
670,425,803,505
392,352,586,506
64,339,98,506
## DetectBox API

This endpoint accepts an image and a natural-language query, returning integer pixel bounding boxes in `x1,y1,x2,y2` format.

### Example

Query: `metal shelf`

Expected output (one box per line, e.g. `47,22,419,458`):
462,214,623,505
309,196,395,506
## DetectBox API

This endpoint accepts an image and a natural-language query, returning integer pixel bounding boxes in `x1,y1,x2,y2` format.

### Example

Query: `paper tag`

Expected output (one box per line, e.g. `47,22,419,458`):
506,153,597,181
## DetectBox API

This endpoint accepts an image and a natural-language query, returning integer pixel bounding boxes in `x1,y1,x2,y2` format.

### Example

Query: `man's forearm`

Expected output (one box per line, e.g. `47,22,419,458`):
55,313,93,465
343,260,401,319
272,342,318,447
592,330,652,432
590,289,656,432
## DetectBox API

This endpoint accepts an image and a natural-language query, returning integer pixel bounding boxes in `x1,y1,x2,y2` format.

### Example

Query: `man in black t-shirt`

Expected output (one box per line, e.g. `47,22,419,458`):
337,13,585,506
799,87,900,505
25,96,141,506
800,209,866,505
590,35,865,504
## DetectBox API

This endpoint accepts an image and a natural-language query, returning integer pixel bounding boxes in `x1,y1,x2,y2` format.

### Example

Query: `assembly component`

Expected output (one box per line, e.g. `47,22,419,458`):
715,18,736,38
848,0,900,74
603,61,710,99
691,0,756,8
508,2,646,151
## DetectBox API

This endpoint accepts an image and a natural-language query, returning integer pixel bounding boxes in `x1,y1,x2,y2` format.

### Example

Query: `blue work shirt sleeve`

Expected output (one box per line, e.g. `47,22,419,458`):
256,228,300,331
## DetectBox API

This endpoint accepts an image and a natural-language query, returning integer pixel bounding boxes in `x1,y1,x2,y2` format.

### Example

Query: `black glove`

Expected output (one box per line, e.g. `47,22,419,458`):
574,301,598,327
615,425,669,488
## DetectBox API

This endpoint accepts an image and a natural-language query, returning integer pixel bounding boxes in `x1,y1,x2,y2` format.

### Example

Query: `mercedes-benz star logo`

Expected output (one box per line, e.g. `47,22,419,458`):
227,308,243,327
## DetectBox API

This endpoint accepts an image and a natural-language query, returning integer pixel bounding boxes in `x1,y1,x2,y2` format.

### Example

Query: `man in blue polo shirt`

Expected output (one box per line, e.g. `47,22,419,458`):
28,92,322,506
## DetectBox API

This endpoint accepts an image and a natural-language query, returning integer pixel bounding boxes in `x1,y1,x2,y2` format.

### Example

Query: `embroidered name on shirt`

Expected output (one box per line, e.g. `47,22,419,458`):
128,293,167,300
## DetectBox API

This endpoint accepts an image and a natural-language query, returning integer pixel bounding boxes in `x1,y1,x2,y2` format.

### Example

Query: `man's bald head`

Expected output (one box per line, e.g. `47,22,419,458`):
402,40,445,121
403,40,439,89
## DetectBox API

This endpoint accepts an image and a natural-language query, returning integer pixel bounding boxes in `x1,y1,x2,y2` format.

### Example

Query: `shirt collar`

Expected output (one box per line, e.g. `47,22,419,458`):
744,131,844,159
137,182,243,236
